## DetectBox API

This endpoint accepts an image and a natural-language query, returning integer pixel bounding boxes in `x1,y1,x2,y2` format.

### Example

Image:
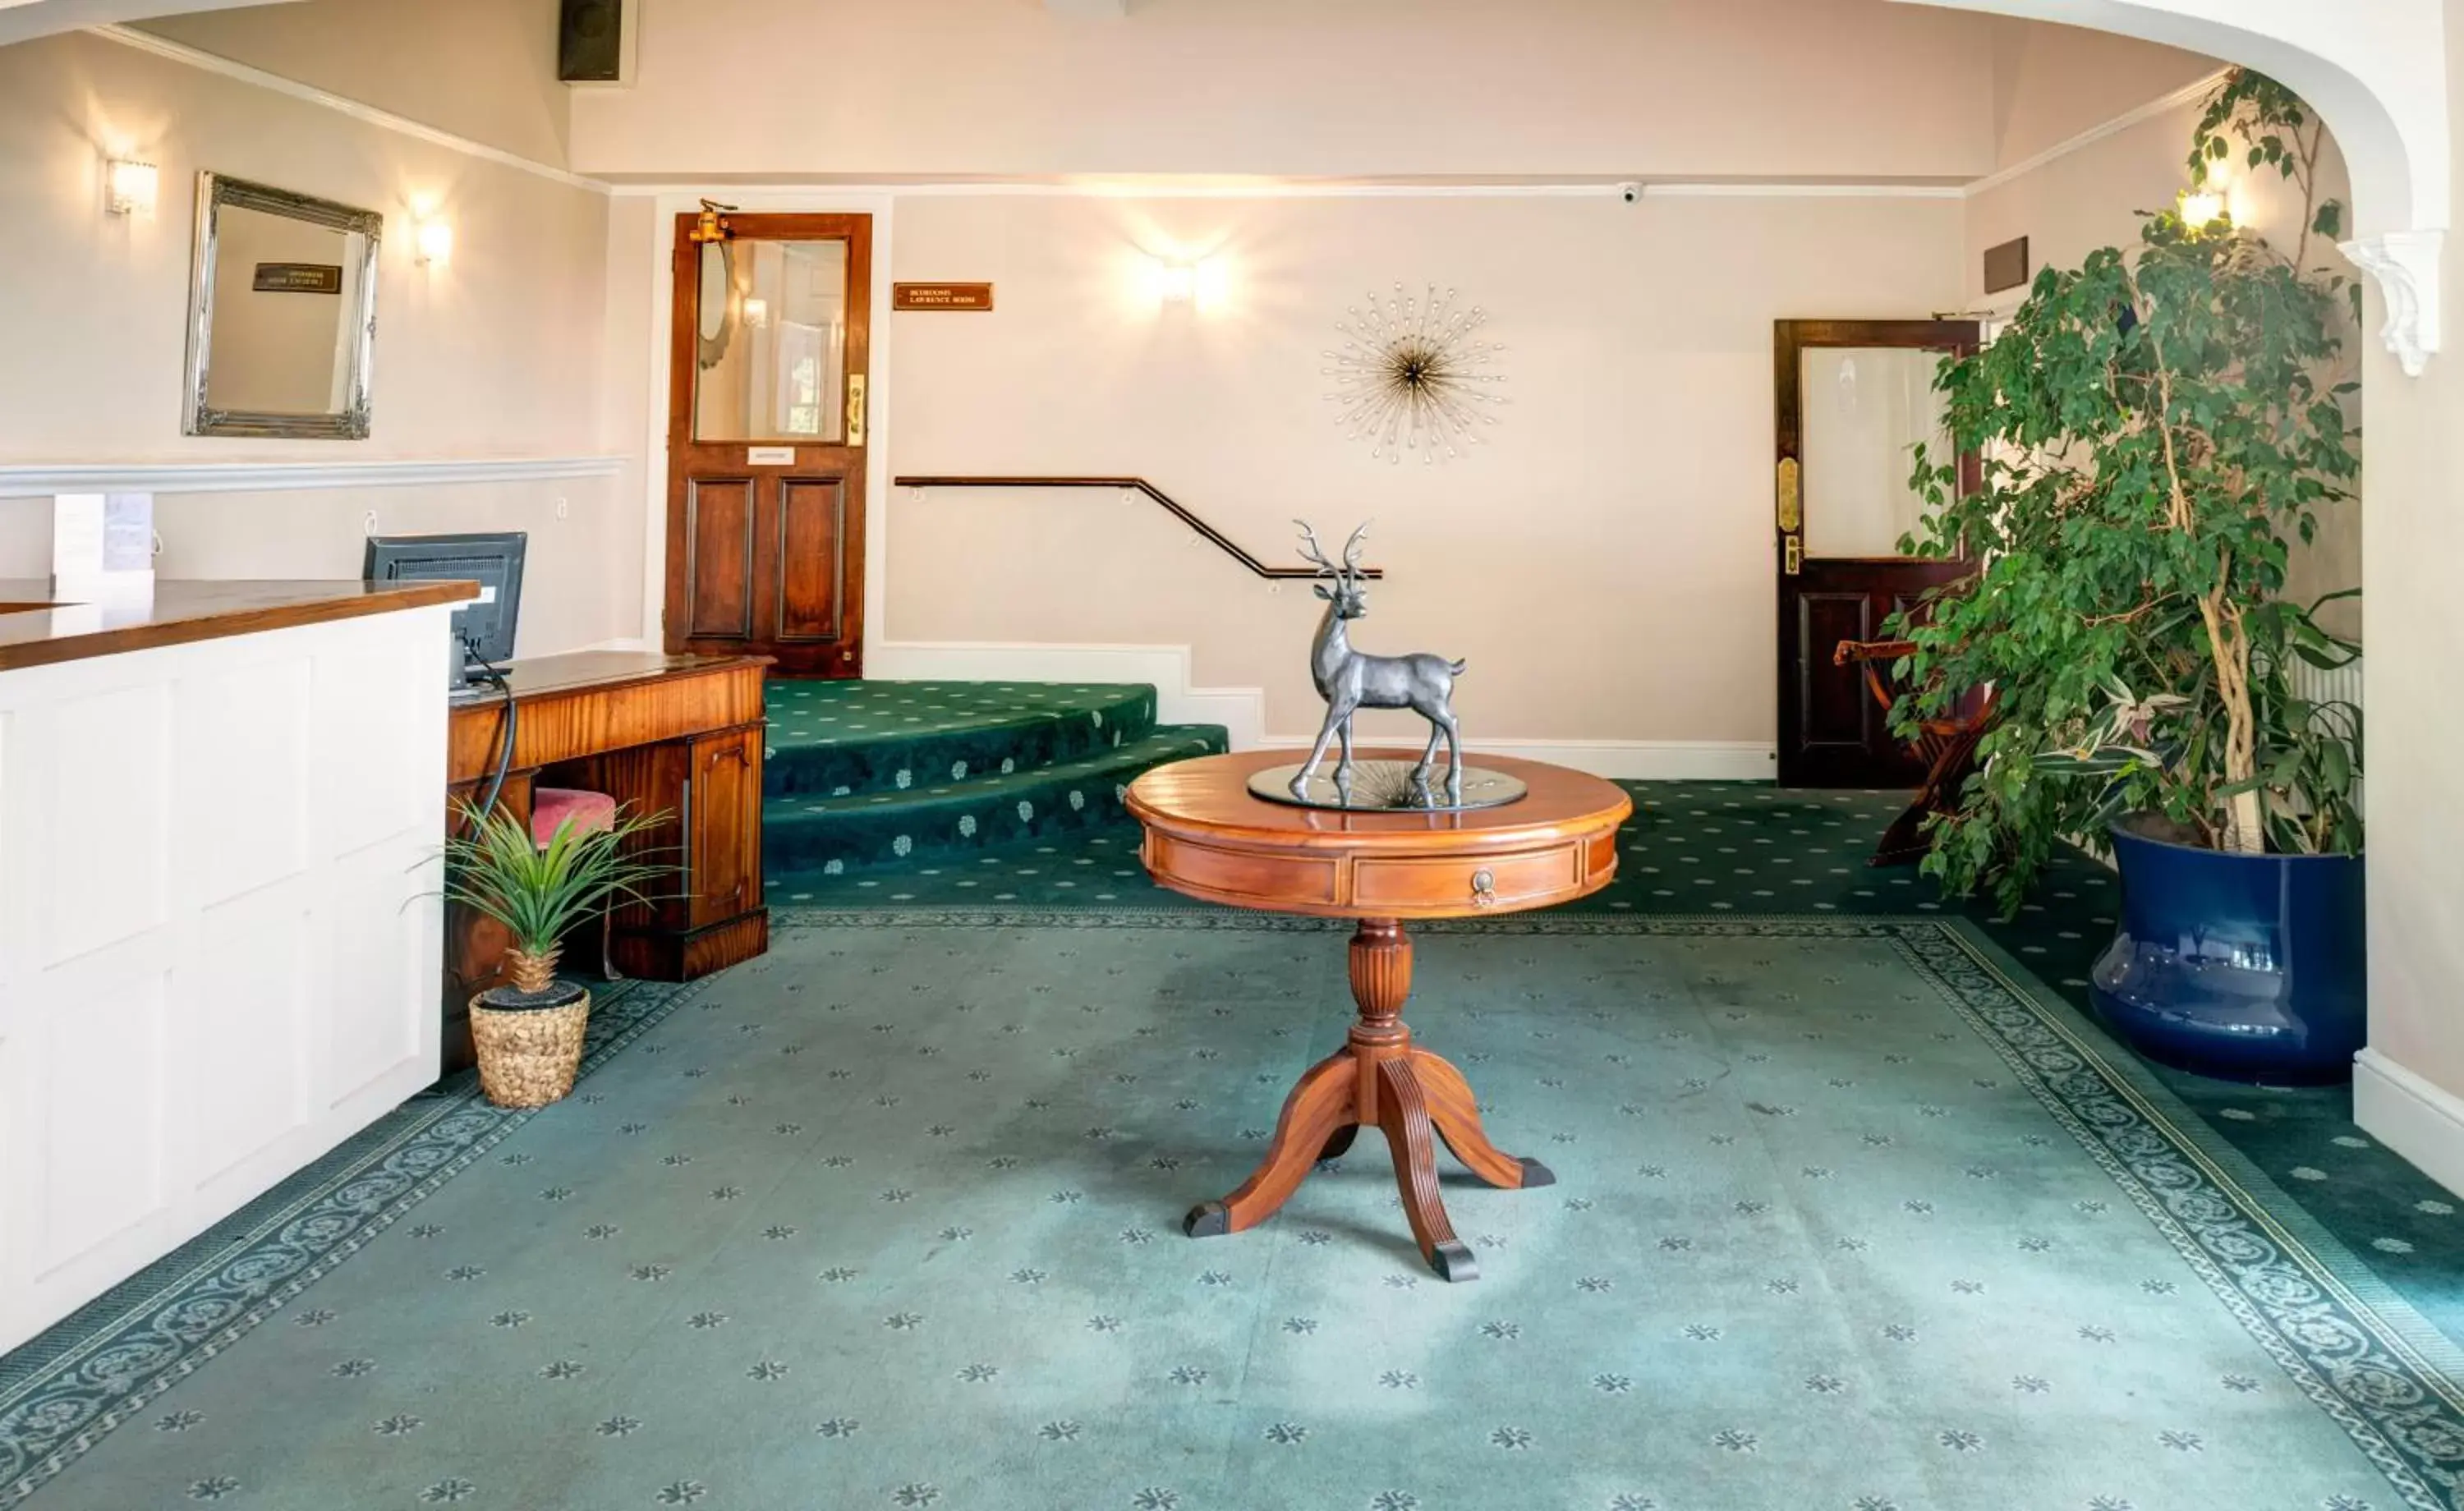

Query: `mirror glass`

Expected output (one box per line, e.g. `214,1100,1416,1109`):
206,207,369,413
185,174,383,439
1798,346,1951,558
694,238,849,443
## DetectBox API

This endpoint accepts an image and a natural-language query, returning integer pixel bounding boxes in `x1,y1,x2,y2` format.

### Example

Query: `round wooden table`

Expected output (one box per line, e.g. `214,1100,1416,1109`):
1126,749,1632,1280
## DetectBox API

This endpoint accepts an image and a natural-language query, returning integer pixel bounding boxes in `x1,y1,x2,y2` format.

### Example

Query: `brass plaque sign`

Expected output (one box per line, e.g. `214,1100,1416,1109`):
892,282,994,312
252,262,342,295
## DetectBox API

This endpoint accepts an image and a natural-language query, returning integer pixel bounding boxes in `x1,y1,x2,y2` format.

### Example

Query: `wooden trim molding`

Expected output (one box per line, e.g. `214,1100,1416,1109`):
0,456,627,498
893,475,1385,581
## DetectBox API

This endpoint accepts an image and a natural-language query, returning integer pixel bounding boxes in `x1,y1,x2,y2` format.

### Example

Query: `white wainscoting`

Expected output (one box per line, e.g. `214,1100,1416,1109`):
0,603,453,1353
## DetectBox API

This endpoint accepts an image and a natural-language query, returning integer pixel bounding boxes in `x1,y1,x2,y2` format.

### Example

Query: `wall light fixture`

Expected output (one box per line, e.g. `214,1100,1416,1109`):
105,158,158,218
414,215,455,267
1144,254,1227,311
2179,187,2229,229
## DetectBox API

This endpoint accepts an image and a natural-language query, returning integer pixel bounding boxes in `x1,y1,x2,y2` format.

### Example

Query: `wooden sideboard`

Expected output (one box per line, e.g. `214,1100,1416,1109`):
444,650,770,1067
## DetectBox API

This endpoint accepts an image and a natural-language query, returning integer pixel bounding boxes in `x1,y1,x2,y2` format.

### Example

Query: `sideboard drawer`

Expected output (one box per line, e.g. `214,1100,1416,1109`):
1351,845,1583,911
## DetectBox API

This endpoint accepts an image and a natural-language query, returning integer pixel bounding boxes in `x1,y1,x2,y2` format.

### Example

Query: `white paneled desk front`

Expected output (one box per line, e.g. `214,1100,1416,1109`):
0,578,472,1353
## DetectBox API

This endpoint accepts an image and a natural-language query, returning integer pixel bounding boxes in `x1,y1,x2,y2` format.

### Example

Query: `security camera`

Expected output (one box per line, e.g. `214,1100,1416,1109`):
1617,181,1643,204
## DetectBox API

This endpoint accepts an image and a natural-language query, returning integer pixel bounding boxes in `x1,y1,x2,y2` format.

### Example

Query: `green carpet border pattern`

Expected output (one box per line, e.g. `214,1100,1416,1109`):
1901,921,2464,1509
5,907,2461,1510
0,973,706,1509
768,906,2464,1509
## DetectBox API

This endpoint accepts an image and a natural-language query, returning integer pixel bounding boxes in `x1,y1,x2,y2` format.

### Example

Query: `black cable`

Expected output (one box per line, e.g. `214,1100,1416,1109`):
462,633,518,829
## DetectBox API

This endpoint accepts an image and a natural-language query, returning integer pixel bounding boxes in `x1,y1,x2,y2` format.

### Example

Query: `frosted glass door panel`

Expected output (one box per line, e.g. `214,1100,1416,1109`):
694,239,848,443
1800,347,1950,558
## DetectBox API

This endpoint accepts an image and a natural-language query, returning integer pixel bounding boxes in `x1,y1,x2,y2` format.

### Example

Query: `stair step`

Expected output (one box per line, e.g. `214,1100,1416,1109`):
765,681,1158,801
764,724,1226,876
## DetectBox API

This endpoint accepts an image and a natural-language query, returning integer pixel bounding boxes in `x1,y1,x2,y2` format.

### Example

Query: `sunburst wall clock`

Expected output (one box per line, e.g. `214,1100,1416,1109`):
1322,283,1507,464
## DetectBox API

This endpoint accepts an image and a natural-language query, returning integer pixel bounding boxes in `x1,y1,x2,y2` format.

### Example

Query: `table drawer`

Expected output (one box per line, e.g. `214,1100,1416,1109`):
1147,833,1342,907
1350,845,1582,911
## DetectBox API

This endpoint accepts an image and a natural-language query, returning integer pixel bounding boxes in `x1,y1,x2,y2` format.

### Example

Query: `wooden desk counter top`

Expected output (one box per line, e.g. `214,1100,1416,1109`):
477,649,770,700
0,578,476,674
445,650,770,786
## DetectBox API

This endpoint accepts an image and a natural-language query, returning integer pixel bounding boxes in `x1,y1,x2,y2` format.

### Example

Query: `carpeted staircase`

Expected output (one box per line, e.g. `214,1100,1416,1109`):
761,679,1226,882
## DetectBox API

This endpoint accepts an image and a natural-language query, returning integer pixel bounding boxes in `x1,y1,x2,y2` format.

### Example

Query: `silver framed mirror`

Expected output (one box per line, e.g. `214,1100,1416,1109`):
183,172,383,439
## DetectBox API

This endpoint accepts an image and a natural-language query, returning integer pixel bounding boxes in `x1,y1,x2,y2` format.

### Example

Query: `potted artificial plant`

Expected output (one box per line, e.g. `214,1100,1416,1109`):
445,801,672,1109
1895,70,2365,1082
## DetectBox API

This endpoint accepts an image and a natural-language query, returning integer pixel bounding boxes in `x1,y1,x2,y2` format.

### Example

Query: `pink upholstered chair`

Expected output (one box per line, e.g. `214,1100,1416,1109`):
531,787,623,978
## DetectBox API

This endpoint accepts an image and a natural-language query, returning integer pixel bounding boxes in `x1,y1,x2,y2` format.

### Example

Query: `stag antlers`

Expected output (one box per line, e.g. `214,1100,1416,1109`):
1294,519,1370,582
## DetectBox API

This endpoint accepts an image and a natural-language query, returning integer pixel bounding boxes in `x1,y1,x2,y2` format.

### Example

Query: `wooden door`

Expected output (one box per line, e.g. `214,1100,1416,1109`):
1774,319,1978,788
666,213,871,676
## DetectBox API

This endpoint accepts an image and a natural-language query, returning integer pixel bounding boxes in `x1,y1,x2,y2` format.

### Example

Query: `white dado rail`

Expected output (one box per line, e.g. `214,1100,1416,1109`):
0,579,469,1353
0,455,627,499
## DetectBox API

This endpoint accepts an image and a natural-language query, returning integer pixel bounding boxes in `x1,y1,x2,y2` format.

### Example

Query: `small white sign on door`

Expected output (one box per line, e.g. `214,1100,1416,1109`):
747,446,796,466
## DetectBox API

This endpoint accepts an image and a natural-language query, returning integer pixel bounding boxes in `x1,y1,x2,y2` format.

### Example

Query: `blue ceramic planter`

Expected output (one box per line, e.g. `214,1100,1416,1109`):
2089,823,2366,1084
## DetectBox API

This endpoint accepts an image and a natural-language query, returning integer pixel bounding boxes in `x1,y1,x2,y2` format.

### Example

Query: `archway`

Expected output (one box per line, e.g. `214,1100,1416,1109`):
1907,0,2446,372
1915,0,2464,1187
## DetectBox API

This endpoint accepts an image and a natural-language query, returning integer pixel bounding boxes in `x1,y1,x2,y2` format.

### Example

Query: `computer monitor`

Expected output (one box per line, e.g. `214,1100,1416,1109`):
363,531,526,680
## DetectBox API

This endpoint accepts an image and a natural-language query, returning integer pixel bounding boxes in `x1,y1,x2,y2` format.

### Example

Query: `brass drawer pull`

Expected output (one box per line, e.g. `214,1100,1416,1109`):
1471,868,1497,907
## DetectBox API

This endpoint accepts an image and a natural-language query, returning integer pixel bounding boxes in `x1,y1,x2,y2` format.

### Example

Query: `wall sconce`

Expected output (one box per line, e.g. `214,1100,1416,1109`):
2179,187,2230,229
741,296,769,328
1143,254,1227,311
414,215,454,267
105,158,158,218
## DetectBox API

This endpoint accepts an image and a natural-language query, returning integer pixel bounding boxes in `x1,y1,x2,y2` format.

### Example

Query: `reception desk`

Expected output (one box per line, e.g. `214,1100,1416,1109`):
0,579,471,1353
442,650,770,1069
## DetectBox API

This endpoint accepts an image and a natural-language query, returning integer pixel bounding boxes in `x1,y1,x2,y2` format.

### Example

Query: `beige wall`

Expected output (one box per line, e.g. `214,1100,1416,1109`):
882,191,1965,745
0,30,634,659
2347,0,2464,1106
1985,17,2219,169
136,0,572,167
575,0,2008,182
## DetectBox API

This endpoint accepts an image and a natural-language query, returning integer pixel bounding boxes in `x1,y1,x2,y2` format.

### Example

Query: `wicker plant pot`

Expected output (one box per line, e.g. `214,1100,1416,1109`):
470,947,590,1109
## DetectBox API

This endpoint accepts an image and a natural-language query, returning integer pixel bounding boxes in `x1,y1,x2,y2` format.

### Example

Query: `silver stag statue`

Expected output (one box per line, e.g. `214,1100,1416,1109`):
1292,520,1467,801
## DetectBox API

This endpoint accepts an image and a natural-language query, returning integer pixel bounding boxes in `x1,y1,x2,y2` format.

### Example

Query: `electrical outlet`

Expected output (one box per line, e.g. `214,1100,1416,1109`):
554,496,569,520
362,509,379,535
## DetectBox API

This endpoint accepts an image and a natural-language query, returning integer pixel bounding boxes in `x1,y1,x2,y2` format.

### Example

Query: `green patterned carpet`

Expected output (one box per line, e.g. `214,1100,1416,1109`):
8,911,2460,1510
766,783,2464,1345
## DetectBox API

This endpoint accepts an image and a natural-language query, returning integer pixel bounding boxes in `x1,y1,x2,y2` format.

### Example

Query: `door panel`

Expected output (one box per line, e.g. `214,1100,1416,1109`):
687,729,760,929
666,212,871,676
775,477,846,642
683,478,755,639
1796,590,1874,750
1774,319,1978,788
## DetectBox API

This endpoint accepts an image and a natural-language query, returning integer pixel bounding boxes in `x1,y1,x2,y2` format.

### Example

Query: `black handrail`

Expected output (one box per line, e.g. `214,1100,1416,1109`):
891,475,1385,581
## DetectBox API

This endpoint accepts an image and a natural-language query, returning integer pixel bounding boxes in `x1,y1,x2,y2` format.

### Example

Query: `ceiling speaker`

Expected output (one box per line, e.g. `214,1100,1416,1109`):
559,0,623,84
